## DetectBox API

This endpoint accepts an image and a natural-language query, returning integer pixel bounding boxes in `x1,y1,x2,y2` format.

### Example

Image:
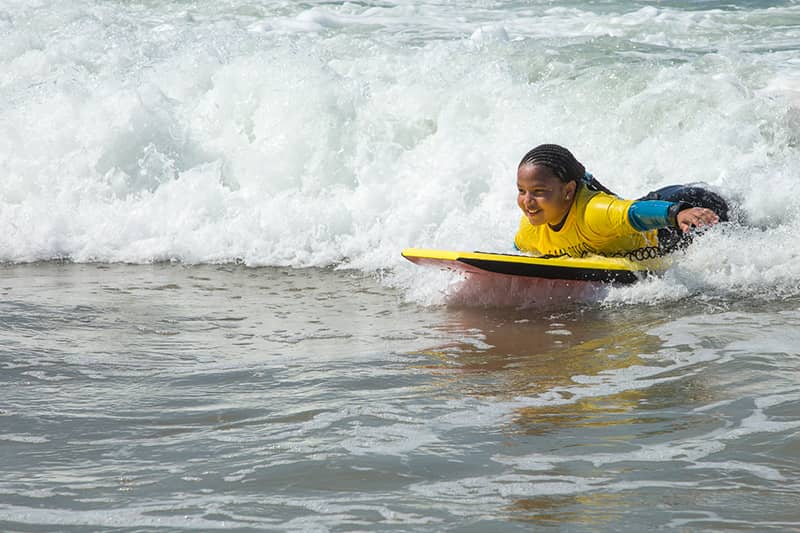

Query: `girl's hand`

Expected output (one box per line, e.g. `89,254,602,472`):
676,207,719,233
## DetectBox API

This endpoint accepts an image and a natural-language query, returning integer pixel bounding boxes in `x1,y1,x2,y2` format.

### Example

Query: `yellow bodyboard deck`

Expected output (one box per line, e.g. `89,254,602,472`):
401,248,665,284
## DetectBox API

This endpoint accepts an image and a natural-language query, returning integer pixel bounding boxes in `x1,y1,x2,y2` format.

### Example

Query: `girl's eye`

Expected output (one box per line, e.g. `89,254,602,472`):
519,189,548,197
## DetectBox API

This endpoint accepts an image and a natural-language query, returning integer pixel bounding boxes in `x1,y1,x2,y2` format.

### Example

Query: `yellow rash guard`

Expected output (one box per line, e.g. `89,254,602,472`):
514,183,659,257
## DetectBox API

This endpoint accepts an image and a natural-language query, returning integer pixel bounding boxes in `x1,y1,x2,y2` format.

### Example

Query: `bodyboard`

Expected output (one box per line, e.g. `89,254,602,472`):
401,248,663,285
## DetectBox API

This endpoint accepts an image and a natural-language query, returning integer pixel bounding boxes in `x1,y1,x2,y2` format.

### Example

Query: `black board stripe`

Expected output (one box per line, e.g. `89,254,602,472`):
456,258,641,284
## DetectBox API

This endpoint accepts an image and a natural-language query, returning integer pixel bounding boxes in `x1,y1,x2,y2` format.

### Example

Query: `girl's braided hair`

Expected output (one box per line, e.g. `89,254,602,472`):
519,144,615,195
518,144,585,184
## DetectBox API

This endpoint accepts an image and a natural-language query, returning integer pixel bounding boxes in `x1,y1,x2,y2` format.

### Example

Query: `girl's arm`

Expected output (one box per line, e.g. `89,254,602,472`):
628,201,719,233
587,195,721,235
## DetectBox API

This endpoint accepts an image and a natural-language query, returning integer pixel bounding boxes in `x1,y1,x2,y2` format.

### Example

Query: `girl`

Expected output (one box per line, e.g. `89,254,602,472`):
514,144,728,258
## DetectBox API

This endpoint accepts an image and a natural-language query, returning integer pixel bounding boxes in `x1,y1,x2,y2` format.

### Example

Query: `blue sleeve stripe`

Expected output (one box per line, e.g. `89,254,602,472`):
628,200,673,231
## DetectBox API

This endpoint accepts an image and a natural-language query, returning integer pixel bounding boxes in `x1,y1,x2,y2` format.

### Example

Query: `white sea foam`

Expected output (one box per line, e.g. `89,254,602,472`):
1,1,799,303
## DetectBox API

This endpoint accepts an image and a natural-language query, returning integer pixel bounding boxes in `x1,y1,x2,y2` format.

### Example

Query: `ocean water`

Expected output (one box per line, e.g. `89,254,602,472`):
2,0,800,531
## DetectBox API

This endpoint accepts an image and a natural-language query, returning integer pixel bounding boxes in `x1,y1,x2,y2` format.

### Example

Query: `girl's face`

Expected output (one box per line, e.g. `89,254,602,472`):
516,164,576,226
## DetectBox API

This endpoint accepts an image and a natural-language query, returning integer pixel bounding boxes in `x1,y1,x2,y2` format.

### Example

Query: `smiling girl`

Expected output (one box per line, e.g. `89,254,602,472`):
514,144,728,258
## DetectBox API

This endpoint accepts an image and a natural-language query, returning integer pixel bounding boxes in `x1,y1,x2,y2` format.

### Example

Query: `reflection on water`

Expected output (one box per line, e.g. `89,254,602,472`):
509,493,626,528
414,304,722,526
444,274,609,309
418,306,666,398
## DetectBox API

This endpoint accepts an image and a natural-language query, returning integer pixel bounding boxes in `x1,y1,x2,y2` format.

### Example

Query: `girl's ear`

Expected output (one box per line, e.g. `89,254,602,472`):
565,180,577,200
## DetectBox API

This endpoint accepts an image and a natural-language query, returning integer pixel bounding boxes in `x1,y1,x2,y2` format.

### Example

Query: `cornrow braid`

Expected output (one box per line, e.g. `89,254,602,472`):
518,144,586,184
